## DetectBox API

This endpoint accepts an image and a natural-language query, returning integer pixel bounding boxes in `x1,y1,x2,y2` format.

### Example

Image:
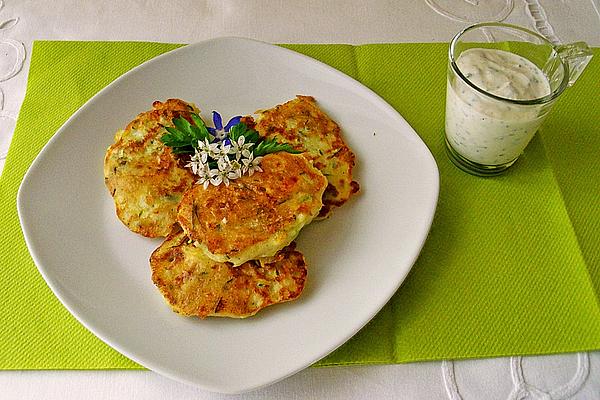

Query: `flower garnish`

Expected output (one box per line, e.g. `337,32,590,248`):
208,111,241,140
242,153,263,176
195,163,214,190
197,138,220,162
161,111,299,187
230,135,254,160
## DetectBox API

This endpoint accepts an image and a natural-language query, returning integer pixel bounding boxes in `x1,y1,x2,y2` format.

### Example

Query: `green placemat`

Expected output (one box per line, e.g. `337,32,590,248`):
1,41,599,369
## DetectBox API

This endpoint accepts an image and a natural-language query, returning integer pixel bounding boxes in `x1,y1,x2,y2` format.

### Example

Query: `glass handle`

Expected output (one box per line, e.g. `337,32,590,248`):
557,42,593,87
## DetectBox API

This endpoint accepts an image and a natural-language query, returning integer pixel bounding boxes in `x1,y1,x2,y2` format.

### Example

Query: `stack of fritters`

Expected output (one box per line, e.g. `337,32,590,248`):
104,97,359,318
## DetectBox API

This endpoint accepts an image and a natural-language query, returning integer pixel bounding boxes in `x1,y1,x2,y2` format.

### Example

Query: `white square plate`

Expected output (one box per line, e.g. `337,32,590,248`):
17,37,439,393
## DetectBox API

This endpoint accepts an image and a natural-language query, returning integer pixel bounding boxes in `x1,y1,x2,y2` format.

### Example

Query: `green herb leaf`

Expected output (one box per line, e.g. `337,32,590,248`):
173,117,193,136
253,139,300,157
190,114,210,141
228,123,246,141
160,113,210,154
245,130,261,144
171,146,195,154
227,122,299,156
228,122,261,144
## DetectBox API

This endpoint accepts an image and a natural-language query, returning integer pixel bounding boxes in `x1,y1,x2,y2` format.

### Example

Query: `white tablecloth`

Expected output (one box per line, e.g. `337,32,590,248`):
1,1,599,398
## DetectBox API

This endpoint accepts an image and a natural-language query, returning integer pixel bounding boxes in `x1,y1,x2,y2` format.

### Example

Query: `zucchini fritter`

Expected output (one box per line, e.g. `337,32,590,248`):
245,95,359,218
104,99,197,237
150,226,307,318
177,152,327,266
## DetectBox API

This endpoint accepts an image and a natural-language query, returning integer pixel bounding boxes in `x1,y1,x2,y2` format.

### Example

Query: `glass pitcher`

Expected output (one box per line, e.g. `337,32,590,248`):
444,22,593,176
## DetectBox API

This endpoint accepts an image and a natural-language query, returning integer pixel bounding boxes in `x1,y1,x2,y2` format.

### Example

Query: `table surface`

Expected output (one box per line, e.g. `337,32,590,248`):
1,1,599,399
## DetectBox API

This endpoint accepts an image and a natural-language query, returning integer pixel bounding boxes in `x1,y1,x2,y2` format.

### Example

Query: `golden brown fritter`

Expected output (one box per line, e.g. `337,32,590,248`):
150,226,307,318
244,95,359,218
177,152,327,266
104,99,197,238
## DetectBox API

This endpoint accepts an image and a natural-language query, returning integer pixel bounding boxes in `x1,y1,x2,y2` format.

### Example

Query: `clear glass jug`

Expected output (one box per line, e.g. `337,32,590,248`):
444,22,593,176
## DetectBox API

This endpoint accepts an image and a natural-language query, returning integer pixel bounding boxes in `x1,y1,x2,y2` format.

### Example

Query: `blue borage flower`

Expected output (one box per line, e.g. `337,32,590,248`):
160,110,299,189
207,111,242,140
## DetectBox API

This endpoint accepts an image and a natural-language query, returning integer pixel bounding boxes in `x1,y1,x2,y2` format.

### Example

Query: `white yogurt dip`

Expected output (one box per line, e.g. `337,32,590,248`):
445,48,552,165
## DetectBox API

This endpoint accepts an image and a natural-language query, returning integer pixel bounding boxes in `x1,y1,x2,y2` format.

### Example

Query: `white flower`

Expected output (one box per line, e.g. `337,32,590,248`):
216,155,229,171
227,159,243,179
215,156,243,181
210,168,230,187
218,141,232,156
186,148,206,175
196,164,213,190
197,138,220,162
230,136,254,160
241,153,263,176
